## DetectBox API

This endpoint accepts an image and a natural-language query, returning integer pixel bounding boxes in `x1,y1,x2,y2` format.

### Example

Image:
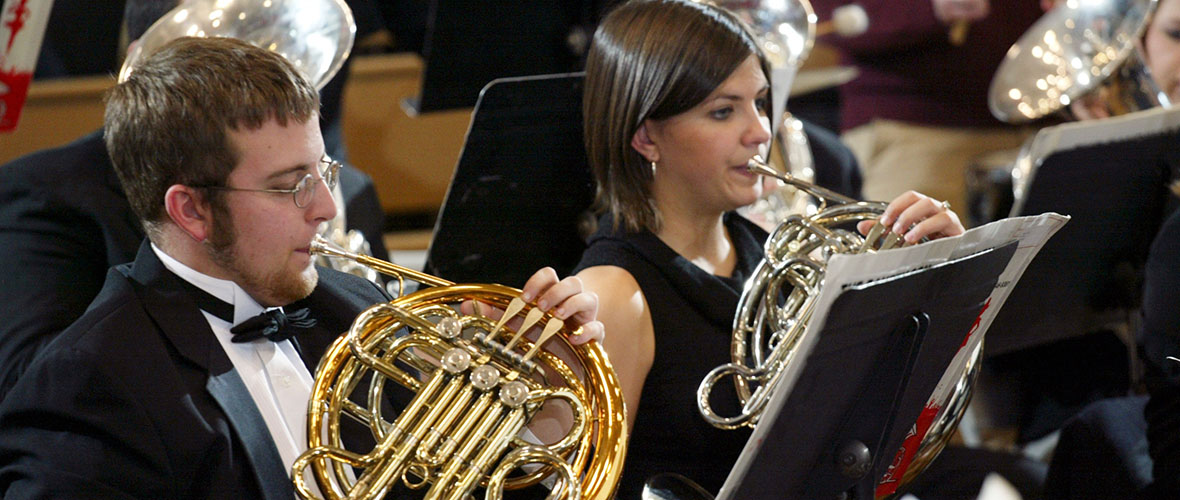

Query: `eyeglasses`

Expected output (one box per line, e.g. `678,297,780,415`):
201,156,341,208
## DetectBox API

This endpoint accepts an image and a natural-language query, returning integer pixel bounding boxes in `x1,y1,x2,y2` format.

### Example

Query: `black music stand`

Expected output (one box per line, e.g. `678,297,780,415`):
986,129,1180,356
423,73,594,287
717,241,1019,500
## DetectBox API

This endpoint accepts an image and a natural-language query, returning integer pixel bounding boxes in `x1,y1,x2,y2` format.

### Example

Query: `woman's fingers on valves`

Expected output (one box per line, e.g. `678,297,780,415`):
521,268,602,343
858,191,964,243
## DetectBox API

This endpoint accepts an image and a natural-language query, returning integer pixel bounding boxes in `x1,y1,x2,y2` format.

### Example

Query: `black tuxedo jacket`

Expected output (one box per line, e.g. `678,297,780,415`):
0,131,389,400
0,241,389,499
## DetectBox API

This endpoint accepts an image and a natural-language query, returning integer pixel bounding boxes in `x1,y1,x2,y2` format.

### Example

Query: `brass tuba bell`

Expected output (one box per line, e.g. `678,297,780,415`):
119,0,355,91
696,157,981,497
293,236,628,500
989,0,1165,123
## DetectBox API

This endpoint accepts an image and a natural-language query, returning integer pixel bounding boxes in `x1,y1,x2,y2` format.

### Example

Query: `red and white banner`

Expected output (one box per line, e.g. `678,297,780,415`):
0,0,54,133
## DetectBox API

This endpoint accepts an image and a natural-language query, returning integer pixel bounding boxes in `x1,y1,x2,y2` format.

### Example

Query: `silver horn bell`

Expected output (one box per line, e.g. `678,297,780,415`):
989,0,1165,123
119,0,356,92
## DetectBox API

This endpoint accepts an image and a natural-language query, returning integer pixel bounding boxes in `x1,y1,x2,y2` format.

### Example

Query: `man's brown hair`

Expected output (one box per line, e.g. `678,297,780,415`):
104,36,319,239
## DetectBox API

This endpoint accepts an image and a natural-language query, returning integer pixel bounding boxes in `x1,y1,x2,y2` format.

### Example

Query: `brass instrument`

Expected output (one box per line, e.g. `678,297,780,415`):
989,0,1164,123
977,0,1163,224
697,157,980,495
119,0,355,91
293,235,627,500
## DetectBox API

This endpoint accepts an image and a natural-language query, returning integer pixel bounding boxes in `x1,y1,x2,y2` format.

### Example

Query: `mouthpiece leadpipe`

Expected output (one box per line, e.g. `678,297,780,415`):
310,234,452,289
746,156,859,206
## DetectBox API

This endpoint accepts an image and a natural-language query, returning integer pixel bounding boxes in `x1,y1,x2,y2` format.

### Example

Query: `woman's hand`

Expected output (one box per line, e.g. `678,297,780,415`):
519,267,604,345
857,190,965,244
462,267,604,345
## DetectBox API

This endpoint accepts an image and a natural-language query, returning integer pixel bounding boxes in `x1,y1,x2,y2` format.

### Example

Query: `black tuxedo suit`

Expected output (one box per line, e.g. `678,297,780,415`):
0,241,388,499
0,130,389,400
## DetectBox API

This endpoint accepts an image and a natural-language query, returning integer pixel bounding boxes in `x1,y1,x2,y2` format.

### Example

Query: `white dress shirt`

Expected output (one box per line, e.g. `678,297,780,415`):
152,244,315,493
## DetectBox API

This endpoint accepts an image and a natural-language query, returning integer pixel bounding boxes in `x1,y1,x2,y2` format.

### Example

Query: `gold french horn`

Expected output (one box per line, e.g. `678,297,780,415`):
292,235,628,500
696,157,980,497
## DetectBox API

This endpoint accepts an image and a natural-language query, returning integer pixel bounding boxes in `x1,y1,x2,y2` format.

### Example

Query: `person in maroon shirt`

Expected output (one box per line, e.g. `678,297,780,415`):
808,0,1045,219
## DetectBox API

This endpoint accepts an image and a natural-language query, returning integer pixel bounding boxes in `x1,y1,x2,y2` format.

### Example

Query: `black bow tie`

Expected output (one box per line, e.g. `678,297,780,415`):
176,277,316,344
229,308,317,344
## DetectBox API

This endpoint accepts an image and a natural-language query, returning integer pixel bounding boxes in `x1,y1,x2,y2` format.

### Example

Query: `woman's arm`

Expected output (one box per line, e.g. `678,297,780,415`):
576,265,655,431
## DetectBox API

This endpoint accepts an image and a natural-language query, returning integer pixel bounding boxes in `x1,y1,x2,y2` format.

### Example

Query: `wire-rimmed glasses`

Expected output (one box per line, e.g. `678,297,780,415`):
201,156,341,208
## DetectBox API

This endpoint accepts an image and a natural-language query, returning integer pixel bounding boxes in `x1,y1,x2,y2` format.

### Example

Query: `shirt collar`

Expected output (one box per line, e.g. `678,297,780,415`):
151,242,269,325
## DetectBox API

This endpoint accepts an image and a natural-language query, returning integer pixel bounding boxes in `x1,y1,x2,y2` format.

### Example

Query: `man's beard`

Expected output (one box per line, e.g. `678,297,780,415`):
205,202,317,305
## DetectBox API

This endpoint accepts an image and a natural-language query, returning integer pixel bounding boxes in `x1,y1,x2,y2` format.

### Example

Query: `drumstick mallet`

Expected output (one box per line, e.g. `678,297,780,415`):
815,4,870,38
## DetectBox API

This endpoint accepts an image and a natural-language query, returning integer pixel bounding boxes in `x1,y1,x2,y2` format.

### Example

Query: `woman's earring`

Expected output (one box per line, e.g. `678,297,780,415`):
650,161,657,177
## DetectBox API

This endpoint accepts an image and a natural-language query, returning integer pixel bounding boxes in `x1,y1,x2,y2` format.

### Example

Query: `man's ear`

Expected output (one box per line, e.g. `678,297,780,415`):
630,121,660,164
164,185,214,242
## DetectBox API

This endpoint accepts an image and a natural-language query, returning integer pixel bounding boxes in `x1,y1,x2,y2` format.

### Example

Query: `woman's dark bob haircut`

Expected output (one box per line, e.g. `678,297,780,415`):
583,0,771,233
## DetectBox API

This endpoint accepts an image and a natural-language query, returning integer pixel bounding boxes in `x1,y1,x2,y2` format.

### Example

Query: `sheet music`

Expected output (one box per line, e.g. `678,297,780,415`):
1021,106,1180,167
1011,106,1180,210
724,212,1069,498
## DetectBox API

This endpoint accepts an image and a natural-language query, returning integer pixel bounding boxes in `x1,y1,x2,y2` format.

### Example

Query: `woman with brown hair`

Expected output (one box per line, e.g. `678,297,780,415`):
573,0,965,496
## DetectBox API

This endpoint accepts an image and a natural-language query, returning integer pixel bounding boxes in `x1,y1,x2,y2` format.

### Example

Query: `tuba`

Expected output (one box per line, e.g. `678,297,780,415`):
988,0,1165,123
695,157,980,497
119,0,355,91
974,0,1163,224
292,235,627,500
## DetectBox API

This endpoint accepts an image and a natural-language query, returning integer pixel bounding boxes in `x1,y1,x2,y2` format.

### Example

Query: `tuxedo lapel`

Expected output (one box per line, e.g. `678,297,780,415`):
123,241,293,500
206,369,295,500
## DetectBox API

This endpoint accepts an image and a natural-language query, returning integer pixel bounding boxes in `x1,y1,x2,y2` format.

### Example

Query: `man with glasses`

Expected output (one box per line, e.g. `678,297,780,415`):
0,37,604,498
0,0,390,403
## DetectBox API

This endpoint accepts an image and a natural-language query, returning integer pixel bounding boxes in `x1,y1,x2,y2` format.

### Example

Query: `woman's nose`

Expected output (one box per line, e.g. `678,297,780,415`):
744,110,772,147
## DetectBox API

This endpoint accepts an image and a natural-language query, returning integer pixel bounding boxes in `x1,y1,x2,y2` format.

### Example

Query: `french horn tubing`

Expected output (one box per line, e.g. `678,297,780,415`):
293,236,627,500
697,156,981,496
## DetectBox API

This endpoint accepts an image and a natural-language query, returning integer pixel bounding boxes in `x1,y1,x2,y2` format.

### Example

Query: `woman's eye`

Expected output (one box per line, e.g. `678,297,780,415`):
710,107,733,119
1167,29,1180,41
755,97,769,113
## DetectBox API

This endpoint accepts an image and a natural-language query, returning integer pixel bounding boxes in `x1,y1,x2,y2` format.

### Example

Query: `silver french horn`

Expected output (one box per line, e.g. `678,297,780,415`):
696,156,979,497
121,0,383,284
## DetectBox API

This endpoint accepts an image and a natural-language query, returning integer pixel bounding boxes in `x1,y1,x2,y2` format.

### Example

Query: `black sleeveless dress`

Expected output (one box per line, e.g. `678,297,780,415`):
573,212,768,498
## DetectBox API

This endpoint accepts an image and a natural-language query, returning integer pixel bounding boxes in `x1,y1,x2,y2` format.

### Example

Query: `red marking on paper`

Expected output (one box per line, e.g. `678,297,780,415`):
3,0,29,53
0,69,31,132
961,297,991,349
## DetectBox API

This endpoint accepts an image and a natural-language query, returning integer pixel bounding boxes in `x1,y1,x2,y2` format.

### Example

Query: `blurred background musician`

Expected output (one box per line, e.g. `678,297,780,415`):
808,0,1045,220
969,0,1180,470
1012,1,1180,497
570,1,967,497
0,0,388,401
1043,205,1180,499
